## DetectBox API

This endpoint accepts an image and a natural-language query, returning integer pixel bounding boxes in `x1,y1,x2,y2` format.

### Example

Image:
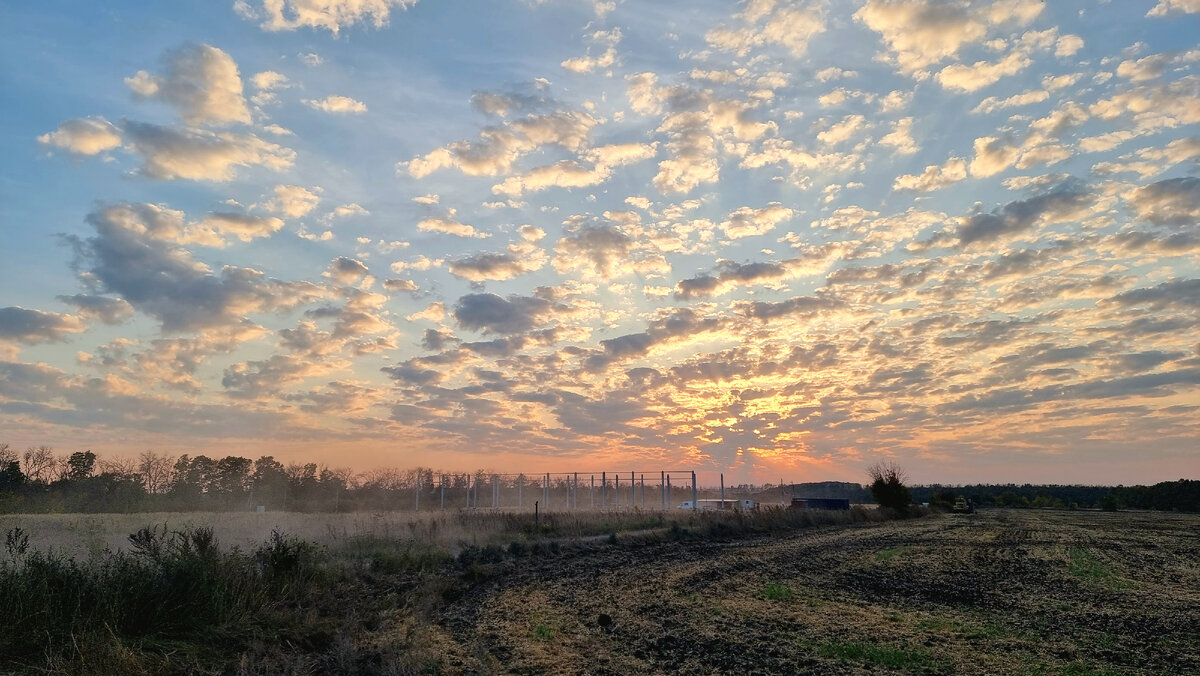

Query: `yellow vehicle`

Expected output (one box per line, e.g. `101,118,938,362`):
953,496,975,514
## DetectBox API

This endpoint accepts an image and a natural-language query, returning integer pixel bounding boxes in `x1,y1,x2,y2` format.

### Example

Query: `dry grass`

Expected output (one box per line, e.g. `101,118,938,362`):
7,508,1192,674
0,505,863,560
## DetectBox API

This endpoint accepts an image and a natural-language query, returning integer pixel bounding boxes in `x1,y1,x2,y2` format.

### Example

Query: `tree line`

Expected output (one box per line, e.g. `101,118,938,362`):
911,481,1200,512
1,443,1196,513
0,443,479,513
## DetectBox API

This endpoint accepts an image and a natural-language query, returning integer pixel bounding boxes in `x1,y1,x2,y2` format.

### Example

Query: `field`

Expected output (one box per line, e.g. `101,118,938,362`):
3,508,1198,674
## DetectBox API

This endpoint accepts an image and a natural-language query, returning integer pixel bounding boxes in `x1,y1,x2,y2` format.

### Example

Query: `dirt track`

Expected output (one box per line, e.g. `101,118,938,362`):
429,510,1200,675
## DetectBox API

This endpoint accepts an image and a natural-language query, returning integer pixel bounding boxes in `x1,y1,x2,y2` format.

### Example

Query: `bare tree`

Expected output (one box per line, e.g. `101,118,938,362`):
137,451,174,494
98,455,139,480
22,446,57,484
0,443,16,466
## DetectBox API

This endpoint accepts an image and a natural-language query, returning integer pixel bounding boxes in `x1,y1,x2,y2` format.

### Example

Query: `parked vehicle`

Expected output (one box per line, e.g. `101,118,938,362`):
953,496,975,514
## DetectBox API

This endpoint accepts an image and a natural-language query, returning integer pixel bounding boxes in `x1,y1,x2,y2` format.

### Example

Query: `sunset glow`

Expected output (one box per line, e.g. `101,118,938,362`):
2,0,1198,484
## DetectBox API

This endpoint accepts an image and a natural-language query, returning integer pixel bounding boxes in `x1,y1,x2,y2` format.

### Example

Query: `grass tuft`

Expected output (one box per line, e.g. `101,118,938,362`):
818,639,937,670
763,582,794,602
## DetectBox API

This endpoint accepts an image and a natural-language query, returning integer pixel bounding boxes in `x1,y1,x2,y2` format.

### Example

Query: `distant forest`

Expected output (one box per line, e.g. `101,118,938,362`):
1,444,1197,513
787,480,1200,513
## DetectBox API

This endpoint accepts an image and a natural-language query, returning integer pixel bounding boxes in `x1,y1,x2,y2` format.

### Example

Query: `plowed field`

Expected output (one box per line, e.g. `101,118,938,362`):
428,510,1200,675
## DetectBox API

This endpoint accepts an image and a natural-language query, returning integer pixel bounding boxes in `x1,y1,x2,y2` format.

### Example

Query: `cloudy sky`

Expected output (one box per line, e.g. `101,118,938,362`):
2,0,1198,485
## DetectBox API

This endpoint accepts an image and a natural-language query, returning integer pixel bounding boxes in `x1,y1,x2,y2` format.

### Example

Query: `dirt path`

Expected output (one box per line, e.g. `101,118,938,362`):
430,510,1200,675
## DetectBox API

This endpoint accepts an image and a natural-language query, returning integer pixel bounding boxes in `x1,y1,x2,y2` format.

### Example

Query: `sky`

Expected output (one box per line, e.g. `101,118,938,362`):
1,0,1198,486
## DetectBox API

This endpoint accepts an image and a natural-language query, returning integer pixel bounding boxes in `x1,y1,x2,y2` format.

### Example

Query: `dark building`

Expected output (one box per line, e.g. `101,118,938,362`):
790,497,851,510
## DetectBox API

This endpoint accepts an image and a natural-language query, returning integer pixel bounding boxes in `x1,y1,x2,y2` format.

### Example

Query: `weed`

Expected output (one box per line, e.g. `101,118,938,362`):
1068,548,1110,580
818,640,937,670
875,546,903,561
763,583,794,602
5,526,29,563
1068,548,1132,589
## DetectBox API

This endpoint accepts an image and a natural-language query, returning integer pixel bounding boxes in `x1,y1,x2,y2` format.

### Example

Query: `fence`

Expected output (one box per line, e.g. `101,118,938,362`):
410,470,701,511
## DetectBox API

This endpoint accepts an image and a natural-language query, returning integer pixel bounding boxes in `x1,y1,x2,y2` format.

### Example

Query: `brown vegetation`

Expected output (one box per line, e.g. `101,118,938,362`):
3,508,1198,674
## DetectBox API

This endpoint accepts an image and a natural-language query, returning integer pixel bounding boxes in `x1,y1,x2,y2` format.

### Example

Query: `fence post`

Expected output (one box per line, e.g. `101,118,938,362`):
602,472,607,508
721,472,725,508
691,471,697,510
466,474,471,509
574,472,579,509
615,475,620,508
667,475,672,508
590,475,595,508
641,473,645,508
661,471,665,510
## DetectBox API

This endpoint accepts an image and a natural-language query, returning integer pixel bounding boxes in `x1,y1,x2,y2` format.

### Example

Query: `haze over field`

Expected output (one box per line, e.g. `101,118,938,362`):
1,0,1198,484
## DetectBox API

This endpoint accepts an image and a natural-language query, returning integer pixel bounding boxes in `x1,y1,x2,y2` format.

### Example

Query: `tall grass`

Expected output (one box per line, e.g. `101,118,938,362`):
1,505,898,672
0,525,326,671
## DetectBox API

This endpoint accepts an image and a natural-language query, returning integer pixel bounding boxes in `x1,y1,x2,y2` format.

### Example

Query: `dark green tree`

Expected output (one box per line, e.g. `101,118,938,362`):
65,451,96,481
0,460,25,492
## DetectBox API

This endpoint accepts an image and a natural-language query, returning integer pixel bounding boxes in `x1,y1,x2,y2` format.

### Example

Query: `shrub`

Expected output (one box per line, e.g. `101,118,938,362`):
868,462,913,514
0,526,322,669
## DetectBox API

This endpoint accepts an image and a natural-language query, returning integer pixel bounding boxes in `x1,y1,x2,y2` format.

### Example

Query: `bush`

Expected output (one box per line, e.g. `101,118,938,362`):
0,525,322,669
868,462,913,514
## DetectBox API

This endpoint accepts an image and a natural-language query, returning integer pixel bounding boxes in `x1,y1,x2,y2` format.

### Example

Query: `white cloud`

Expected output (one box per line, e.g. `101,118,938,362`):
241,0,419,34
448,240,548,282
491,142,657,196
261,185,322,218
879,117,918,154
126,43,251,125
817,114,866,146
417,215,490,238
562,28,620,73
706,2,826,58
1055,34,1084,57
304,95,368,113
972,89,1049,114
893,157,968,191
406,110,597,178
969,136,1020,177
252,70,290,90
936,49,1031,92
192,212,285,244
1147,0,1200,17
38,117,122,155
856,0,1044,78
121,121,295,181
721,203,794,239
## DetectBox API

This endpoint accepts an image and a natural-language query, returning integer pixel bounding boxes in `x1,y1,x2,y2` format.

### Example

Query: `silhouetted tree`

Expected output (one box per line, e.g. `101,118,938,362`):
137,451,174,495
0,459,24,492
251,456,288,509
65,451,97,482
22,446,57,484
867,461,912,514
